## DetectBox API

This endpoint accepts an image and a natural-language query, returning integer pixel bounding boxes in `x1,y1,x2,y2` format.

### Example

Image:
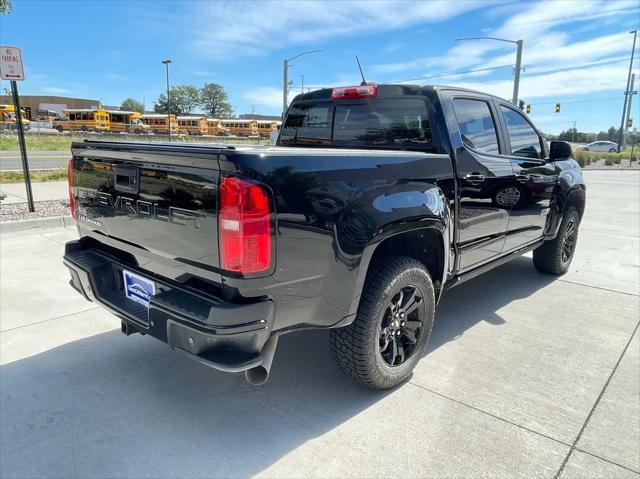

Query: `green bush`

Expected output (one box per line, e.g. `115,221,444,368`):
613,157,622,165
604,158,613,166
576,156,585,167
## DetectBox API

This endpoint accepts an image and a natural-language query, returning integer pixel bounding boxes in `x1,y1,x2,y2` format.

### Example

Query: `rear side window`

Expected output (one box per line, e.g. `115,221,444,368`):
280,98,438,151
500,106,542,159
452,98,500,155
281,104,331,145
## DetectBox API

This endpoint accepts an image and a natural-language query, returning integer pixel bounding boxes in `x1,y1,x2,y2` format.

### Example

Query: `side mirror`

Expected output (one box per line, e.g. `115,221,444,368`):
549,141,572,161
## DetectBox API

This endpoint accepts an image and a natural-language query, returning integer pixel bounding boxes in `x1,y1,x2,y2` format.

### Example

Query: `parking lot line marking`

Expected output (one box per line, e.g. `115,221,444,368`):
553,320,640,479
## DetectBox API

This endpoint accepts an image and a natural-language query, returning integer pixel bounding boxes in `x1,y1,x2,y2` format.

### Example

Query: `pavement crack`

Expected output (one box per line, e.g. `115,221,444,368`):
553,319,640,479
1,306,101,333
556,278,639,297
407,381,572,448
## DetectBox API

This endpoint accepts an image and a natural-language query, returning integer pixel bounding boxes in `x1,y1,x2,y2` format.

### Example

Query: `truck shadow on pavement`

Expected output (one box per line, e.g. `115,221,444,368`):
427,255,556,354
0,256,556,478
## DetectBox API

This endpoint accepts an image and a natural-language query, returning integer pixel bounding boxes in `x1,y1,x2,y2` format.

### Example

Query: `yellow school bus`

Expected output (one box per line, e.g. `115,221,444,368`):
256,120,279,138
141,114,178,134
34,109,62,122
177,116,208,135
206,118,230,136
0,104,31,130
221,119,258,137
53,108,108,132
104,110,150,134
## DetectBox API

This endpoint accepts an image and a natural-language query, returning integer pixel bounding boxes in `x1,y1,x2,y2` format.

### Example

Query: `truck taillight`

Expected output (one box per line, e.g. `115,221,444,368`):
68,159,78,221
331,84,377,100
219,175,272,274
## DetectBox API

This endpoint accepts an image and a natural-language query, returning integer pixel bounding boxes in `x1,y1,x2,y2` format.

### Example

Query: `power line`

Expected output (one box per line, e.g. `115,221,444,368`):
387,64,513,84
529,96,621,106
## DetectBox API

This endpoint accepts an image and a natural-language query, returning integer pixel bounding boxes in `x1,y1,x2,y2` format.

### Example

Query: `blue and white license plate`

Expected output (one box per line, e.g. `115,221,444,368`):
122,269,155,308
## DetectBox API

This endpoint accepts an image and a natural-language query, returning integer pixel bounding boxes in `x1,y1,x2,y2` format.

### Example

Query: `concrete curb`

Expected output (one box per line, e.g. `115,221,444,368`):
0,216,74,233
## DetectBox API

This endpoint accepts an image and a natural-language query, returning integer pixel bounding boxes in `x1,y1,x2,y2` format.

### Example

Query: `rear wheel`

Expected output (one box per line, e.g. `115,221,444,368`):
533,206,580,275
55,125,64,133
330,256,435,390
609,148,616,153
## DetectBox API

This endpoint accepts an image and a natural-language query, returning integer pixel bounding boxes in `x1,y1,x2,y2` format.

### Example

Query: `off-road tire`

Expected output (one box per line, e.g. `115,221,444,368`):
533,206,580,275
330,256,435,390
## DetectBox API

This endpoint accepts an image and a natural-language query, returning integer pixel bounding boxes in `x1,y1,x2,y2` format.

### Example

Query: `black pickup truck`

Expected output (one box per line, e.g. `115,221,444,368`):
63,84,585,389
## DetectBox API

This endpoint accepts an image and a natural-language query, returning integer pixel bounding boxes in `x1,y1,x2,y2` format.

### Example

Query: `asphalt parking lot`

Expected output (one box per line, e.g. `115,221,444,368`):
1,170,638,478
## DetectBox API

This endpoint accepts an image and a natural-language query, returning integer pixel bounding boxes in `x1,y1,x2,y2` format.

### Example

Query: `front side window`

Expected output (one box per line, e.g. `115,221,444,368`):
500,106,542,159
452,98,500,155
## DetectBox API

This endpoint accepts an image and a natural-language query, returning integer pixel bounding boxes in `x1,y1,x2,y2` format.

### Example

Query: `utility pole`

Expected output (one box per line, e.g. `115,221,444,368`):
162,59,172,141
618,29,637,152
624,73,636,144
455,37,523,105
300,74,304,94
282,50,322,119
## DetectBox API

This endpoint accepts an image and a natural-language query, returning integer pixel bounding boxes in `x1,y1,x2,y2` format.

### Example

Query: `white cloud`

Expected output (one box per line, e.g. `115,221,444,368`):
189,0,497,59
372,0,639,76
244,87,283,109
42,86,73,94
451,60,632,100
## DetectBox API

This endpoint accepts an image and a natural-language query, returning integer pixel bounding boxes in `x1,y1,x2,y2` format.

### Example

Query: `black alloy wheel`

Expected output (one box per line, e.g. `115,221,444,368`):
379,285,424,367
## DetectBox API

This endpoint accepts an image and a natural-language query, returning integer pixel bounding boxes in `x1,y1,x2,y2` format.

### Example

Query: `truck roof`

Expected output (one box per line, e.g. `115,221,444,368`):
289,83,508,103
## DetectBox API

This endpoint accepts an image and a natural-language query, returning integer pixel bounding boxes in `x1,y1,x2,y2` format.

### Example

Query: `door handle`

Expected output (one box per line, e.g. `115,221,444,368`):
465,173,485,184
515,174,530,183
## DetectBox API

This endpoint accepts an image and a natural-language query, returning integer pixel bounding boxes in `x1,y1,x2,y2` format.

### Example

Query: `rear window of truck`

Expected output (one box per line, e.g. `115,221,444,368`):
280,98,439,151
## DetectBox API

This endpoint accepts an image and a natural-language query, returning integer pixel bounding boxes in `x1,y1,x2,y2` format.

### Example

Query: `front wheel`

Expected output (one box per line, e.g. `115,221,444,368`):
533,206,580,275
330,256,435,390
609,148,617,153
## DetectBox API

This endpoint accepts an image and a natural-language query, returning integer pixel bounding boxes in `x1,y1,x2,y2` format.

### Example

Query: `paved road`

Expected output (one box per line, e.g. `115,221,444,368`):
0,171,638,478
0,150,69,170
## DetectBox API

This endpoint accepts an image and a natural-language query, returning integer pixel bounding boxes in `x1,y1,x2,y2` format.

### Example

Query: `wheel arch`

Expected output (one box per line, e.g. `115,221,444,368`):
348,221,449,317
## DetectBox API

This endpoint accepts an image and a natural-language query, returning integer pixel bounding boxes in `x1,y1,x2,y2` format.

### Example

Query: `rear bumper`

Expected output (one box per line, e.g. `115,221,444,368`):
63,240,274,372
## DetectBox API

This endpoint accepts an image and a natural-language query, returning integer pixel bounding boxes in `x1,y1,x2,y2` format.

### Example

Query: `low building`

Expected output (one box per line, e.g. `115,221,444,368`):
0,95,101,119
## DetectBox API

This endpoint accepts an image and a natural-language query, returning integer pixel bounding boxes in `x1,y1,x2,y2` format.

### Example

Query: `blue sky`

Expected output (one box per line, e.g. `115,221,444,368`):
1,0,638,133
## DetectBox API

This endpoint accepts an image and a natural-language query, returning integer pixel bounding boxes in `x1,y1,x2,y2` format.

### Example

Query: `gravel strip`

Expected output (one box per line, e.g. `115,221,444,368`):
582,159,639,169
0,200,70,222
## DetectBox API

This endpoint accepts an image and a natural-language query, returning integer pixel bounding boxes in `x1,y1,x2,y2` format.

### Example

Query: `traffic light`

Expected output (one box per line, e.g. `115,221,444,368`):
526,104,531,114
555,103,561,113
518,99,525,111
627,118,633,128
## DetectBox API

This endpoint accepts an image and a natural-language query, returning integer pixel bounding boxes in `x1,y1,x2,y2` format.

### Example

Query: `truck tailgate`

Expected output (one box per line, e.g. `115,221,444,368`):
71,141,223,284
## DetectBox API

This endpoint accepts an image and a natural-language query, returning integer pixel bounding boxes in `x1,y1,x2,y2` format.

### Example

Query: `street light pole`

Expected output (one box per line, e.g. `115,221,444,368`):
162,59,172,142
455,37,524,105
618,29,637,152
282,49,322,119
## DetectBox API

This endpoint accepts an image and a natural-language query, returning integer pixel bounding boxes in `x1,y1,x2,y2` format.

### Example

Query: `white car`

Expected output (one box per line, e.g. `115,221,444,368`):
581,141,618,152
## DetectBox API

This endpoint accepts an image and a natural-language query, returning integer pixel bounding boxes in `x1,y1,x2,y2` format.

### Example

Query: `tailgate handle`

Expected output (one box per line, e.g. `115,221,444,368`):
114,165,139,193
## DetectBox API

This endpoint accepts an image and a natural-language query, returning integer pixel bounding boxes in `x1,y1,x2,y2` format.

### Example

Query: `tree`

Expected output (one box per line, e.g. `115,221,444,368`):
120,98,144,113
199,83,233,118
154,85,200,115
0,0,12,14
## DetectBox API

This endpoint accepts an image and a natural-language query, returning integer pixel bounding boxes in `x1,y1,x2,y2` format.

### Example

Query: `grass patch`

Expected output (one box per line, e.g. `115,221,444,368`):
0,135,72,151
1,133,267,151
0,168,67,184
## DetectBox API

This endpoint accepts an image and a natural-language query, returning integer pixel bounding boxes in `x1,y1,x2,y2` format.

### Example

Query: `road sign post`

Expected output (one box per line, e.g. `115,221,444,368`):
1,46,34,212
